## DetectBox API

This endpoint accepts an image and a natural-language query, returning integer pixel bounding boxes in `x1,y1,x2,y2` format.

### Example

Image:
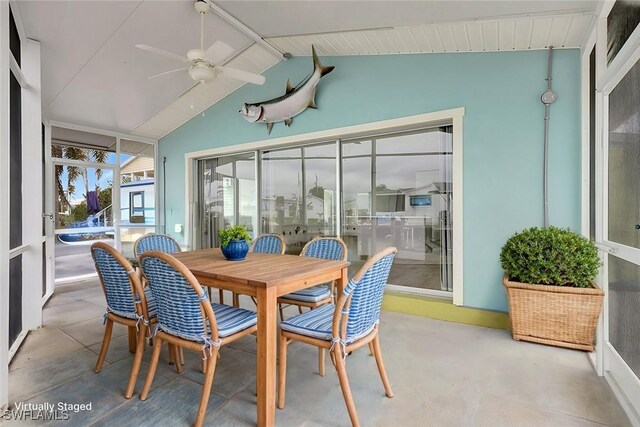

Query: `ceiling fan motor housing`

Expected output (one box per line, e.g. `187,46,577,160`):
195,1,209,14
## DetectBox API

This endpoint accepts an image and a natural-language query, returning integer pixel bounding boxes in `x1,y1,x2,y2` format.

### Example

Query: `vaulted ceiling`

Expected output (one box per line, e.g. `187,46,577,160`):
15,0,600,140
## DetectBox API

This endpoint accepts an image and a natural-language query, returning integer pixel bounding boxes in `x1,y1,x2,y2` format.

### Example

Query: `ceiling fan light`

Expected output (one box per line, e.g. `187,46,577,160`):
189,65,216,83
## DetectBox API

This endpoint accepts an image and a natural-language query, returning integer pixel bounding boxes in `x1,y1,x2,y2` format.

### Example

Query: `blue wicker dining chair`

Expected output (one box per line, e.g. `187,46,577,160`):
277,237,347,321
232,233,287,307
91,242,157,399
138,251,258,427
250,233,286,255
133,233,181,257
277,247,397,427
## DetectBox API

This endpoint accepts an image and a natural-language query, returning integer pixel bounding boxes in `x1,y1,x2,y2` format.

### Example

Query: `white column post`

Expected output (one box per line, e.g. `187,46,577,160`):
0,0,11,410
21,38,42,330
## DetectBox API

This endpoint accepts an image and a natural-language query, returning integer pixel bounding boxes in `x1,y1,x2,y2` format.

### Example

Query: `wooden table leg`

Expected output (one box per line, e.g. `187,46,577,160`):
337,267,348,295
256,286,277,427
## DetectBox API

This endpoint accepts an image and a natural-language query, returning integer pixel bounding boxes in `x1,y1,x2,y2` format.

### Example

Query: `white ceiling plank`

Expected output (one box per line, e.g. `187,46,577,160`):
564,14,593,47
498,20,516,50
423,25,444,52
436,24,457,52
341,32,372,55
514,19,534,50
217,1,598,38
466,23,485,51
377,29,400,53
482,22,499,51
409,26,432,52
530,17,553,48
547,16,572,47
451,23,470,52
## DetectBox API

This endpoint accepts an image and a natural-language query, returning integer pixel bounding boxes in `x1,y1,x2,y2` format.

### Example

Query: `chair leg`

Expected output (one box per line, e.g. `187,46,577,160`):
194,349,218,427
278,304,285,322
94,318,113,373
277,333,289,409
207,287,213,301
318,347,325,377
124,326,147,398
334,346,360,427
372,335,393,398
297,305,303,314
232,293,240,308
368,342,375,357
128,326,137,353
140,336,163,401
218,289,224,304
169,344,183,374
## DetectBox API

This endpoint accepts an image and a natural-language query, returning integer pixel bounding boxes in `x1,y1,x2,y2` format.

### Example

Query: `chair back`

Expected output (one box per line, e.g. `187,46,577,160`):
250,234,286,254
301,237,347,261
139,251,217,343
91,242,148,320
134,234,181,258
338,247,397,341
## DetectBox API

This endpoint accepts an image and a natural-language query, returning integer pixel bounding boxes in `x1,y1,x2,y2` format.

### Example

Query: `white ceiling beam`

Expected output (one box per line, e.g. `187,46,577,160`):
49,120,157,145
205,0,286,61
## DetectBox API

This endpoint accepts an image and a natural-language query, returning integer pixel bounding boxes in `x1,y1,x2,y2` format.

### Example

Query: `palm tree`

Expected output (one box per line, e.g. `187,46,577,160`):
53,145,108,226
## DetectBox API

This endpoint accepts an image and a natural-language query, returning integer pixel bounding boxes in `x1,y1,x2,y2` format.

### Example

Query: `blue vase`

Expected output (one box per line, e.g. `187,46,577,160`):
221,239,249,261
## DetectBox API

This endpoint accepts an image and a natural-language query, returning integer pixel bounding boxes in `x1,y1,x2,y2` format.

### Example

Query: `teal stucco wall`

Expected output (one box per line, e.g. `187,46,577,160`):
159,49,581,312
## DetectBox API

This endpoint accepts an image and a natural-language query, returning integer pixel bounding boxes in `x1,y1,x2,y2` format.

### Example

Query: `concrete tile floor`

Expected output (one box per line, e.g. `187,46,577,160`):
5,278,631,427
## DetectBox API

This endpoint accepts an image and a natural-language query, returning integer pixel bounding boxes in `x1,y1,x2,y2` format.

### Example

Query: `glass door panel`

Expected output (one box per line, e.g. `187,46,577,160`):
261,143,336,254
198,153,256,249
342,128,453,291
119,140,157,258
53,165,115,280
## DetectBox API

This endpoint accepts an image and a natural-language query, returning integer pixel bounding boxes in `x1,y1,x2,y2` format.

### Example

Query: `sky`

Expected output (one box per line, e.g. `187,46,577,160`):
60,153,130,204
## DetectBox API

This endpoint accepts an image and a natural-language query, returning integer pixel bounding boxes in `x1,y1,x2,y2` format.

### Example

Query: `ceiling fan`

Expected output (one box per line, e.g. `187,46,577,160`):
135,0,265,85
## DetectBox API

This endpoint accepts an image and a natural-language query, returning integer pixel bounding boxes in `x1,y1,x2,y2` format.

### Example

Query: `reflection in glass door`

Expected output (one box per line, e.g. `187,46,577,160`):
198,153,256,249
342,127,453,291
261,143,336,254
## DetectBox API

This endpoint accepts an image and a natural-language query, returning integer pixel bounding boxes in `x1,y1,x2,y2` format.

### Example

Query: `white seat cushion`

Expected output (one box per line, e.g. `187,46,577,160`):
211,303,257,337
280,304,374,343
280,285,331,303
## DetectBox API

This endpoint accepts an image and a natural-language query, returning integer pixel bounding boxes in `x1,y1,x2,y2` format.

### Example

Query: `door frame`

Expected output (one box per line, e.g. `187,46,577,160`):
185,108,465,305
45,121,158,288
593,3,640,423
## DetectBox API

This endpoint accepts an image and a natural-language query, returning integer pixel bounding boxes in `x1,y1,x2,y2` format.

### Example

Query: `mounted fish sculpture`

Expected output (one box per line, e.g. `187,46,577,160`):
239,45,334,134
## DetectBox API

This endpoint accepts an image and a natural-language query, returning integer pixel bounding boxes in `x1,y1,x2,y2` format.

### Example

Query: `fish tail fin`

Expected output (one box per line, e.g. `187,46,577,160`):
312,45,334,77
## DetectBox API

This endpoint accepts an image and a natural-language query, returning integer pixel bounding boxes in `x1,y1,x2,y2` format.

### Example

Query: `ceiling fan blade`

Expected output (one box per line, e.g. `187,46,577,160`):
217,66,265,85
205,40,235,64
135,44,190,63
147,67,189,80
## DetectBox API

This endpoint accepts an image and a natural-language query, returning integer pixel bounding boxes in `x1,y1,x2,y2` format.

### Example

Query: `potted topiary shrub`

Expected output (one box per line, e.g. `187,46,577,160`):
219,225,252,261
500,226,603,351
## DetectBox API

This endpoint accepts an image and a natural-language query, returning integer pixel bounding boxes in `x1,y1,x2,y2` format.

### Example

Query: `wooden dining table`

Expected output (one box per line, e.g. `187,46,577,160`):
173,248,350,427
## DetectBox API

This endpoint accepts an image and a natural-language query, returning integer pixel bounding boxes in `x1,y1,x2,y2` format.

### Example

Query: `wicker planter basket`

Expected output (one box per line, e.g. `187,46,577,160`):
503,275,604,351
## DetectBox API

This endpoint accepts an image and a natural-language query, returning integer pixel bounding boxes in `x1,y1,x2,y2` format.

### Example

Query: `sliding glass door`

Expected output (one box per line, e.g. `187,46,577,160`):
195,126,454,293
342,128,453,290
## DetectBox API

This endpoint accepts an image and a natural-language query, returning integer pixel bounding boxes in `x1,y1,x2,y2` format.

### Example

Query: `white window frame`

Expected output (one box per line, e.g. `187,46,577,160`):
184,108,465,305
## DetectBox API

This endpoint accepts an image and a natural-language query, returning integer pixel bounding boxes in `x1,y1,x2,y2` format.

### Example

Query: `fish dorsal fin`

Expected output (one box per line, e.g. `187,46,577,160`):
285,79,294,94
266,122,274,134
312,45,334,77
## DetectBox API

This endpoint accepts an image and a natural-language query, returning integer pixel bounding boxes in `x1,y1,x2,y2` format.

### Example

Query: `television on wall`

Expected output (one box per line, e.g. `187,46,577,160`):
410,195,432,207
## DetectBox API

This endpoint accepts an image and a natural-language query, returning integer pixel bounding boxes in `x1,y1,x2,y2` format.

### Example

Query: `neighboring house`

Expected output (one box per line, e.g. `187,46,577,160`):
119,156,155,243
